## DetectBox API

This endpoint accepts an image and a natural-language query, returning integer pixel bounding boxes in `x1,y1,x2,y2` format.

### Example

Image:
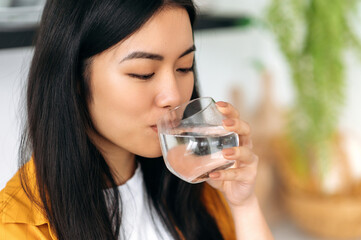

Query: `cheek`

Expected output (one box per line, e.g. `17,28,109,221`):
88,60,155,150
91,76,147,126
181,75,195,101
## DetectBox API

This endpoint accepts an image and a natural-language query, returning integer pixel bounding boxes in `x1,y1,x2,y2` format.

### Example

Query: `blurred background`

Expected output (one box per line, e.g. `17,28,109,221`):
1,0,361,239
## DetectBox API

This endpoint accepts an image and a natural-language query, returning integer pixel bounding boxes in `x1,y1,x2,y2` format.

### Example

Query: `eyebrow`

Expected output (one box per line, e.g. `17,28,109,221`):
120,45,196,63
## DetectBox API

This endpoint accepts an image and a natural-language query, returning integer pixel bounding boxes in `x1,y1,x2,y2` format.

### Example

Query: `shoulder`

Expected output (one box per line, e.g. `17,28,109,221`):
0,160,55,239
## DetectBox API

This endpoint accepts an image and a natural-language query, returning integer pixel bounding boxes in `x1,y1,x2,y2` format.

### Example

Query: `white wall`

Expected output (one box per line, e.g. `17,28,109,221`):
0,47,32,188
194,27,294,112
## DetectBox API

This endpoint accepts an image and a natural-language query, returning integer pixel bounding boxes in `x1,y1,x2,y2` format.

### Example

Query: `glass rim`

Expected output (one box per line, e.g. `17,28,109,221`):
165,96,214,122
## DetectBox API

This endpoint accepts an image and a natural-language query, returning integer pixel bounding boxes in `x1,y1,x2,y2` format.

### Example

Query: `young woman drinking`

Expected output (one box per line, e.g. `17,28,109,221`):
0,0,274,239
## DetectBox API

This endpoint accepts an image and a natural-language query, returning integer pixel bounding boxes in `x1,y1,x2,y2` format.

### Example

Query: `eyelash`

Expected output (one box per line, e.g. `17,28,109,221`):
177,66,194,73
128,66,194,80
128,73,155,80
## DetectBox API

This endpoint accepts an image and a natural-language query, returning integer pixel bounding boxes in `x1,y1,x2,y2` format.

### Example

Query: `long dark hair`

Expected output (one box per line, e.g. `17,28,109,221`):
20,0,227,239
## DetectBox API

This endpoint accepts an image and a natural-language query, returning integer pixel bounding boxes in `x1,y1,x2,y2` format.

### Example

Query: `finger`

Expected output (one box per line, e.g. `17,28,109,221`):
215,101,240,119
222,118,251,137
222,117,252,148
208,161,258,182
222,146,257,166
216,101,253,147
239,135,253,149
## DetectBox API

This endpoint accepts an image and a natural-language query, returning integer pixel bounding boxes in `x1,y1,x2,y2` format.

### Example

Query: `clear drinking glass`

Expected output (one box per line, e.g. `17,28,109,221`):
157,97,239,184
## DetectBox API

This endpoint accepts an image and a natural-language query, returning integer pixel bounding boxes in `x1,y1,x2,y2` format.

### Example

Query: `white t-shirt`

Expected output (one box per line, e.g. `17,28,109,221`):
116,164,174,240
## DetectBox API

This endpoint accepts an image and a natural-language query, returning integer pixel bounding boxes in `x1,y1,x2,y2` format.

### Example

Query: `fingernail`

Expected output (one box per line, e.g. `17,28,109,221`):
223,119,235,126
209,172,221,178
222,148,235,156
216,101,228,108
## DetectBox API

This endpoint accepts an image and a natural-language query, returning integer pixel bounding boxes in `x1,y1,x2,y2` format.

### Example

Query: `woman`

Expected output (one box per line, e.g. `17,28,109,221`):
0,0,274,239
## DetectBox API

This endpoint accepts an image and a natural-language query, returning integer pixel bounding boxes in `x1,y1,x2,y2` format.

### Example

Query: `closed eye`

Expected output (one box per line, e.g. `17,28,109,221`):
127,73,155,80
177,66,194,73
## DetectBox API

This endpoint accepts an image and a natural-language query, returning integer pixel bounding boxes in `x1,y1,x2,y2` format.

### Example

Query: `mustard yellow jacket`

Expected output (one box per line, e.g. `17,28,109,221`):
0,160,235,239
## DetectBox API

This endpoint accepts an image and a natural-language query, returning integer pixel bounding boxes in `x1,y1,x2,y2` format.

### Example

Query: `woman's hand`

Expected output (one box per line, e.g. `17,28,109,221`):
206,101,258,208
207,101,273,240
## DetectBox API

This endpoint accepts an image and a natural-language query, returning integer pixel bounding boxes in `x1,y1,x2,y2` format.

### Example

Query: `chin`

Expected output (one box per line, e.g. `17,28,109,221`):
132,136,164,158
141,152,163,159
136,147,163,159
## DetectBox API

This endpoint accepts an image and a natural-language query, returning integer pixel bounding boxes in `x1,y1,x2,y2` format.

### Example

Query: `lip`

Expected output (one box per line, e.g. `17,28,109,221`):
150,125,158,133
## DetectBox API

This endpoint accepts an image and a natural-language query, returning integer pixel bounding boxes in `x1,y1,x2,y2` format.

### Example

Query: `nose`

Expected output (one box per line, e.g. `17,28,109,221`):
155,71,182,109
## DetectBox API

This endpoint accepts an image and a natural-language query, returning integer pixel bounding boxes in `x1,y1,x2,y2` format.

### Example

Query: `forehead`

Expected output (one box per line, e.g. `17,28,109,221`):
110,7,194,59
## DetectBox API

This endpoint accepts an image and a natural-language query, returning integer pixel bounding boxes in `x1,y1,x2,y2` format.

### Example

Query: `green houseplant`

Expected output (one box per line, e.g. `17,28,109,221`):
267,0,361,238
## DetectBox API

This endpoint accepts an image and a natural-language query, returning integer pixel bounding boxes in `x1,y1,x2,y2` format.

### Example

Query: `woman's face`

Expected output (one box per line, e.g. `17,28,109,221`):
88,7,195,159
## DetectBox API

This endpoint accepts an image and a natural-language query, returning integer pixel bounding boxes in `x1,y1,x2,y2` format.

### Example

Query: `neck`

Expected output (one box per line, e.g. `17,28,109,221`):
89,132,137,186
104,150,136,186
